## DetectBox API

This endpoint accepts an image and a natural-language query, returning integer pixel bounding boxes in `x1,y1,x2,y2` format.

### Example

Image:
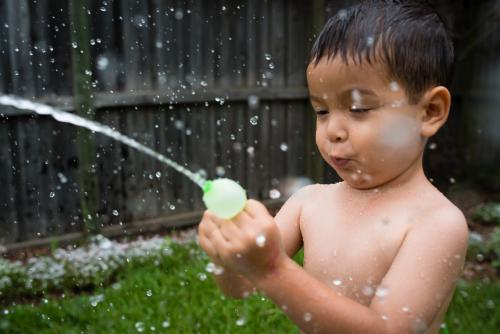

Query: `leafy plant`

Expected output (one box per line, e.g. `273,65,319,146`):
471,202,500,225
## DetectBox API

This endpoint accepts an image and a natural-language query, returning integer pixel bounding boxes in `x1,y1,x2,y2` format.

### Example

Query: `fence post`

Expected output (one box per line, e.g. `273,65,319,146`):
305,0,326,183
69,0,100,236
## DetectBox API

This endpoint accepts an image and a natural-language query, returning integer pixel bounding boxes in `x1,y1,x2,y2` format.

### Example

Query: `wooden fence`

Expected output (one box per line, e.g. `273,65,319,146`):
1,0,499,248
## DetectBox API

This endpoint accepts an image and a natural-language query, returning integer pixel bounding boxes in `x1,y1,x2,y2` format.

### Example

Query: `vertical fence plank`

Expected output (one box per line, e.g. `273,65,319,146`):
0,121,18,243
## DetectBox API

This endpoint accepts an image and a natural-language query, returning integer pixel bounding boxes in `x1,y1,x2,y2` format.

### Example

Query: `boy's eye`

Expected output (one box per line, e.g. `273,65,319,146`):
349,105,371,113
315,110,328,116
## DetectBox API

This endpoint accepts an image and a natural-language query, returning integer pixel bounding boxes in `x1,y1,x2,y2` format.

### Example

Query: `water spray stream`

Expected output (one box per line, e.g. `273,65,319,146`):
0,95,247,219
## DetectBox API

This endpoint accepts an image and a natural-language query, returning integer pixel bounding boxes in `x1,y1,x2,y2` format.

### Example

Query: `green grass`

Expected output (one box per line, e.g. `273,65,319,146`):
1,241,498,334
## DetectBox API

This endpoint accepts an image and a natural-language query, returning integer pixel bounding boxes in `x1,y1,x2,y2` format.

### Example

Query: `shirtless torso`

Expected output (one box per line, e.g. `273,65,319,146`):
283,181,461,334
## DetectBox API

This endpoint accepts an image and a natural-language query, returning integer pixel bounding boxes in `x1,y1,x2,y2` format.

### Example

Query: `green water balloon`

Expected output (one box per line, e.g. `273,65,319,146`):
202,178,247,219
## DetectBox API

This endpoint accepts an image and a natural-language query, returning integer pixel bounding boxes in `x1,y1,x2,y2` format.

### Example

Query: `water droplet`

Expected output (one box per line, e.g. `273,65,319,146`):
89,294,104,307
96,55,109,70
197,272,207,281
280,143,288,152
235,316,246,326
135,322,145,332
268,62,275,69
303,312,312,322
375,286,389,298
402,306,411,313
264,53,272,61
428,142,437,150
71,42,78,49
248,95,259,109
449,177,456,184
57,172,68,183
246,146,255,157
362,285,374,296
388,82,399,92
155,41,163,48
175,9,183,20
256,234,266,247
169,204,176,210
174,120,184,130
146,289,152,297
100,6,107,12
367,36,374,46
112,209,119,216
221,5,227,11
155,171,161,178
215,166,225,176
49,192,56,198
333,278,342,286
476,253,484,261
269,189,281,199
249,115,259,125
200,80,208,87
162,319,170,328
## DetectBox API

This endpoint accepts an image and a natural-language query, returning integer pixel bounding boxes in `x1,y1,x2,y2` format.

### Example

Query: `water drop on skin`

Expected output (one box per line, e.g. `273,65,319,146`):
256,234,266,247
375,286,389,298
333,278,342,286
303,312,313,322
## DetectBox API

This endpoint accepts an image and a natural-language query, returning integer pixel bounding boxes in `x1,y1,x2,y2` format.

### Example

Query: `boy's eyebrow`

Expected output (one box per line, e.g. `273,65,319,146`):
309,88,378,102
340,88,378,97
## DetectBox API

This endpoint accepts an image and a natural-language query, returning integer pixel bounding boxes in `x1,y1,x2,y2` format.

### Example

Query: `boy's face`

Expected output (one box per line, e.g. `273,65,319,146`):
306,57,427,190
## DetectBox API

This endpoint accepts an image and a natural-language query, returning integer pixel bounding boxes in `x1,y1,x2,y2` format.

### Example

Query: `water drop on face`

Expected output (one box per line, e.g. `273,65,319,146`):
256,234,266,247
269,188,281,199
390,81,399,92
249,115,259,125
235,316,246,326
333,278,342,286
303,312,312,322
279,143,288,152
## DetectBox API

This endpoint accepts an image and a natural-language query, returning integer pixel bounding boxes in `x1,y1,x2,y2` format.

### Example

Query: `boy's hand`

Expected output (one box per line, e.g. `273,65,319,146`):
198,199,286,280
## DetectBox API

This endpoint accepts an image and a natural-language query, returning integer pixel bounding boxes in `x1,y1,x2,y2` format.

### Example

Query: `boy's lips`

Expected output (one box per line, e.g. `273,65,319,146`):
330,156,351,168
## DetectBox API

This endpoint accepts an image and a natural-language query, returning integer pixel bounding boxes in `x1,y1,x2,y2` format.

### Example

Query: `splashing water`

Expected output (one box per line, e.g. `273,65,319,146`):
0,95,206,188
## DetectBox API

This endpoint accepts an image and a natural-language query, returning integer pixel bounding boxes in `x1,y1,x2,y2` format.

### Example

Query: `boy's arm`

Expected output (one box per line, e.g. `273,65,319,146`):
198,187,305,298
250,208,468,334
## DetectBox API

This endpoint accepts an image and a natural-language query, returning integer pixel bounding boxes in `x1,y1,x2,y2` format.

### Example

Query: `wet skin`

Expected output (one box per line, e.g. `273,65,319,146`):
198,57,469,334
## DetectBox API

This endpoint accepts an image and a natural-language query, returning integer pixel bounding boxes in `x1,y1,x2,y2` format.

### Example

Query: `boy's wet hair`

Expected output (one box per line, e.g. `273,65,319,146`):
309,0,454,104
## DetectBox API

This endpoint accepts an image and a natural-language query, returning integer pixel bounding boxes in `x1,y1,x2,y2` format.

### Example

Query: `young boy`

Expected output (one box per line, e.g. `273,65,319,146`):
198,1,469,333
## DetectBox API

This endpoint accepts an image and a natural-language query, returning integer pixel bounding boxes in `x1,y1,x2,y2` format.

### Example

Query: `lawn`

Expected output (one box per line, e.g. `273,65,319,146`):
1,238,499,333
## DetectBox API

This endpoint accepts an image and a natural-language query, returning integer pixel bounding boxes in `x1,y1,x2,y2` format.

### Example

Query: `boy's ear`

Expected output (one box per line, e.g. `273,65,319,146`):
419,86,451,138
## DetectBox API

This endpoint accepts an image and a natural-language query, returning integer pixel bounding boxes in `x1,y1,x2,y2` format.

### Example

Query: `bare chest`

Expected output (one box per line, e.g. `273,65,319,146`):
300,201,413,305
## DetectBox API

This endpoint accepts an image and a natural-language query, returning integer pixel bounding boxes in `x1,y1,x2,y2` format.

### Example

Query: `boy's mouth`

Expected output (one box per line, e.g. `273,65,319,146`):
330,156,351,168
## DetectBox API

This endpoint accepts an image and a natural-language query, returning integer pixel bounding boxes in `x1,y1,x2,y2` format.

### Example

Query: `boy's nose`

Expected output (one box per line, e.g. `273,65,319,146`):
327,117,348,142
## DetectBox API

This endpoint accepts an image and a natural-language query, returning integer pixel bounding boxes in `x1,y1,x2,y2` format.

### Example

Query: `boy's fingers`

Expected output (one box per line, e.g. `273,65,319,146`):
244,199,270,218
